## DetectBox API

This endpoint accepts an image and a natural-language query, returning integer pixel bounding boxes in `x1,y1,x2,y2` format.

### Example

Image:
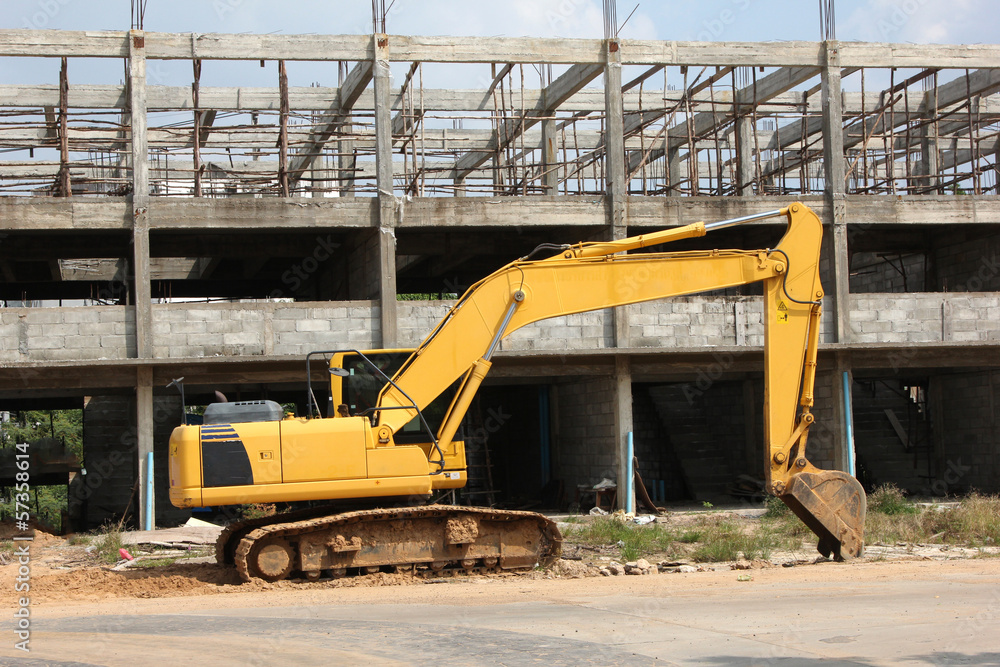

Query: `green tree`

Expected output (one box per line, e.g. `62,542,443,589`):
1,409,84,532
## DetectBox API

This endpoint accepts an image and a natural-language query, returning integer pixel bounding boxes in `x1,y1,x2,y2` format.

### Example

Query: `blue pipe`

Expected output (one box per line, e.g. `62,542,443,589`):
843,371,856,477
626,432,634,514
145,452,154,531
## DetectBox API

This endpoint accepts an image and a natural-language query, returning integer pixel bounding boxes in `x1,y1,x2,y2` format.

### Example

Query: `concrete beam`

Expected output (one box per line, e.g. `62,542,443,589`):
3,82,998,119
5,194,1000,234
3,30,1000,68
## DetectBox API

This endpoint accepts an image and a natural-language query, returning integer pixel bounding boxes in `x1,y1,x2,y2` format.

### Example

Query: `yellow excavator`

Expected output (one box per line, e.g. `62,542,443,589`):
169,202,866,582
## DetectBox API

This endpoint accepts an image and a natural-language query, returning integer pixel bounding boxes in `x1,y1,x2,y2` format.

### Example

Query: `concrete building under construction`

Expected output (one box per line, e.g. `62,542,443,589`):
0,28,998,528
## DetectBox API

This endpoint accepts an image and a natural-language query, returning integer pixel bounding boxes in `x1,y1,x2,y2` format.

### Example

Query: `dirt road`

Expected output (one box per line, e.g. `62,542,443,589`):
3,556,999,666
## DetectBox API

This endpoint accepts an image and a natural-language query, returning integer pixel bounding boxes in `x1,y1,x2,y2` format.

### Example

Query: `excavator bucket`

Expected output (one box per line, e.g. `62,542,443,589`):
780,470,866,560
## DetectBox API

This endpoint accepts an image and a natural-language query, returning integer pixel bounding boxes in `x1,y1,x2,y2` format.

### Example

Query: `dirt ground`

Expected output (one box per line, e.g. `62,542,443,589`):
3,511,998,609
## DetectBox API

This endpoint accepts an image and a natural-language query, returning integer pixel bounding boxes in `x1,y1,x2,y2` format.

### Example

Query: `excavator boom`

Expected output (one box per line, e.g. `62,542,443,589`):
376,202,865,558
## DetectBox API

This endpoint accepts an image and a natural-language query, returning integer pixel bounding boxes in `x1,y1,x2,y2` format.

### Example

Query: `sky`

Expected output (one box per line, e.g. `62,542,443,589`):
0,1,995,88
2,0,996,45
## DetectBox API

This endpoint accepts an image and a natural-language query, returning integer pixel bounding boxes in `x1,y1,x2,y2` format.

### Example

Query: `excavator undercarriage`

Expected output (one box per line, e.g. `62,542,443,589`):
220,505,562,582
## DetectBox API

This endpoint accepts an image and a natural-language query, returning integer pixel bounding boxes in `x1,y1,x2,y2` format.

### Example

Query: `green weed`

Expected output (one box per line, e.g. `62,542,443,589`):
762,495,791,519
690,518,785,562
565,516,676,561
93,523,127,564
868,484,919,516
240,503,277,520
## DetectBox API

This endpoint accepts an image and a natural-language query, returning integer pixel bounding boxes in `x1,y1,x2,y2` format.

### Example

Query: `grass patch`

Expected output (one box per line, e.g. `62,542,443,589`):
677,530,702,543
762,495,791,519
561,492,1000,565
92,523,127,564
868,484,919,516
241,503,277,520
865,490,1000,547
924,493,1000,546
66,534,91,546
689,518,785,563
564,516,677,561
137,557,177,568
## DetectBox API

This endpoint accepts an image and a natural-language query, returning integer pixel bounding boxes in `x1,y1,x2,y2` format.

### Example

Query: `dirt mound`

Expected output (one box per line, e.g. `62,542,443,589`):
26,562,244,602
16,561,429,603
0,518,63,546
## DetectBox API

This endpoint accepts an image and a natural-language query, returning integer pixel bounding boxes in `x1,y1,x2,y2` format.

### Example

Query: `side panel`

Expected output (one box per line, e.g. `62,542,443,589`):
281,417,369,483
202,439,253,487
168,425,203,508
201,422,283,486
367,446,434,479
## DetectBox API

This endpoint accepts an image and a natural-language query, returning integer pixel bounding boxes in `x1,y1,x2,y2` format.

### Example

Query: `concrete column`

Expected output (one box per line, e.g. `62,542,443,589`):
128,30,152,359
136,366,154,529
820,43,853,475
129,31,155,530
604,42,633,509
338,63,356,198
666,144,681,195
918,117,940,194
604,40,629,348
374,35,398,347
735,115,755,196
820,41,851,345
541,117,559,195
614,355,634,511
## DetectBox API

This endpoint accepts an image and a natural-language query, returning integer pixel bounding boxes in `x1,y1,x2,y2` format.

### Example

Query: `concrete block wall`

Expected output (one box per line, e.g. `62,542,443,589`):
627,297,834,348
397,300,454,347
75,395,188,529
347,230,382,300
631,385,688,501
74,396,136,529
806,370,838,472
552,376,617,496
0,306,134,362
3,293,996,363
850,251,928,293
935,370,1000,493
501,309,614,352
850,293,1000,344
151,301,379,358
932,233,1000,293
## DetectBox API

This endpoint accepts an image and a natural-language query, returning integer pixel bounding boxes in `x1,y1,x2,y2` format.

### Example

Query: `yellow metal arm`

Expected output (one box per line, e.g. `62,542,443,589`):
378,203,822,456
378,203,866,561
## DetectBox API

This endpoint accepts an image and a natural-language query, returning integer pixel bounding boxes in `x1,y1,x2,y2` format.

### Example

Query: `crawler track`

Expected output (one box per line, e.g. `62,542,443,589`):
223,505,562,583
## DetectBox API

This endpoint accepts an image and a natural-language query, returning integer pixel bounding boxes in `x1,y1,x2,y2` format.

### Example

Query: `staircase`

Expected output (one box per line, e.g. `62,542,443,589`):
852,380,933,494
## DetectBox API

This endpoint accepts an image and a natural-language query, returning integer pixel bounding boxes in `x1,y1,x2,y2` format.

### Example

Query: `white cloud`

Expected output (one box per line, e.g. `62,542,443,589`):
841,0,997,44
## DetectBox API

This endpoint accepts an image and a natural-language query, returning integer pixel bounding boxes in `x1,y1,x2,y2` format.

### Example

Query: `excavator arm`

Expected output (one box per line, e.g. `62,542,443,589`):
376,202,865,559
